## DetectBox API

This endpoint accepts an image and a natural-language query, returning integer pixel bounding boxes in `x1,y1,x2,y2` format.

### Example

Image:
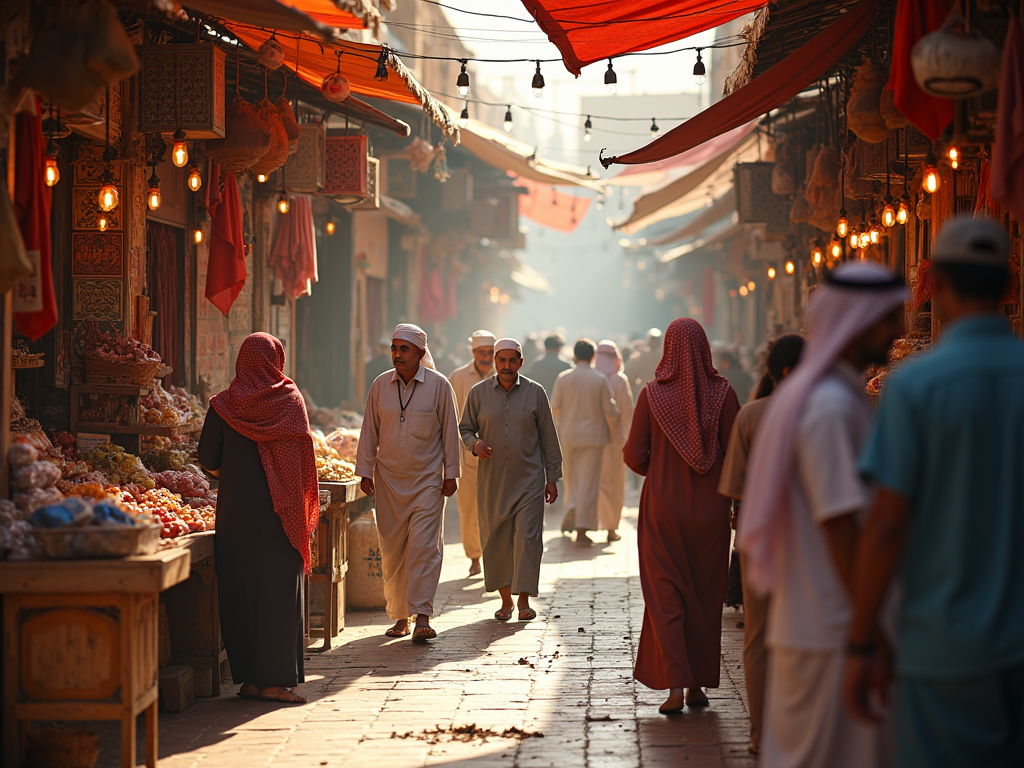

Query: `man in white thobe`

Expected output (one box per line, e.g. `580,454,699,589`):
448,330,496,576
356,324,461,643
460,339,562,622
594,341,633,542
738,262,906,767
550,338,618,546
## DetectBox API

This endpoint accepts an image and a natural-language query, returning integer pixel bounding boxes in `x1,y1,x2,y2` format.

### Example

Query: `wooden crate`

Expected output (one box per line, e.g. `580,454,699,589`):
136,44,226,138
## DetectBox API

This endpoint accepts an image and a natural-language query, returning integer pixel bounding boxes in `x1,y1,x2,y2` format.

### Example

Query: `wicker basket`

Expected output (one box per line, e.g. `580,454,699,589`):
33,523,162,560
84,355,161,386
26,728,99,768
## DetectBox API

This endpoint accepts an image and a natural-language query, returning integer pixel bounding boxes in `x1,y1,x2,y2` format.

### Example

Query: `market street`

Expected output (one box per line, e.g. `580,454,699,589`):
96,501,753,768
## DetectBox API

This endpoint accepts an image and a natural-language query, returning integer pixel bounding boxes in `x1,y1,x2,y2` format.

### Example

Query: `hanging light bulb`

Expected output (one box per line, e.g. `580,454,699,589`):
859,230,871,249
650,118,659,137
693,49,706,86
98,169,119,212
829,237,842,260
531,61,545,98
897,193,910,225
767,266,777,280
785,260,796,275
277,193,289,214
583,115,592,142
171,128,188,168
946,145,959,170
456,59,470,98
44,140,60,187
811,241,823,266
325,219,336,236
836,209,849,238
882,195,896,227
146,168,161,211
97,212,109,232
869,221,880,244
256,173,268,184
459,102,469,128
193,225,203,245
922,150,940,194
739,285,749,297
187,166,202,192
849,227,860,250
503,106,513,133
604,59,617,94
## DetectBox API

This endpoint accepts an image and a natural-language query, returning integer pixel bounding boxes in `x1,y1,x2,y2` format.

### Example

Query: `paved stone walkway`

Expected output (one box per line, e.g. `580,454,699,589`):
99,500,754,768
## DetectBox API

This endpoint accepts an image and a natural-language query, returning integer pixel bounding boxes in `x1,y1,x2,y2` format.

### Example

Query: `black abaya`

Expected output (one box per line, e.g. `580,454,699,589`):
198,407,305,689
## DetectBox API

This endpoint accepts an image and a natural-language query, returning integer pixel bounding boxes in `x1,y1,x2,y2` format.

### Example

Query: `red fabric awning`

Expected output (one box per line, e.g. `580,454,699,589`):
515,177,591,233
601,0,873,168
520,0,766,76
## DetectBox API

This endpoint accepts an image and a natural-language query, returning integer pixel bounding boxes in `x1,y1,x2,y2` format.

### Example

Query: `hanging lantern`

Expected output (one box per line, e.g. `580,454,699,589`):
811,241,823,266
146,169,161,211
882,195,896,227
277,193,289,214
98,170,119,212
836,209,849,238
136,44,226,139
767,266,777,280
187,166,202,192
256,173,268,183
257,37,285,70
829,238,842,260
323,134,368,203
321,70,351,103
922,150,940,194
171,128,188,167
785,260,796,275
897,193,910,225
911,23,1000,99
859,230,871,249
849,228,860,250
193,225,203,244
43,140,60,187
869,221,881,244
325,219,336,236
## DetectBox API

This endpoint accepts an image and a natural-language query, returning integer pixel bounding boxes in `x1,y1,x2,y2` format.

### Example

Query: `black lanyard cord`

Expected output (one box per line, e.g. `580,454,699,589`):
398,379,418,422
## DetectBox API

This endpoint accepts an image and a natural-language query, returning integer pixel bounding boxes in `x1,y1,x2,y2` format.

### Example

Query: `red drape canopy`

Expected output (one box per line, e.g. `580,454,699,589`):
601,0,873,168
515,177,591,233
520,0,766,76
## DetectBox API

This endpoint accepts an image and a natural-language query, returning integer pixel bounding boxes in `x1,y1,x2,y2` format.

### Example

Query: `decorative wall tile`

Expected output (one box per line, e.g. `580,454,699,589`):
73,279,122,322
72,233,123,277
73,188,122,231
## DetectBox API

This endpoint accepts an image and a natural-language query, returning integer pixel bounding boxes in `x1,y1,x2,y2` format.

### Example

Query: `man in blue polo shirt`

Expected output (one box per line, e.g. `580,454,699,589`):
844,215,1024,767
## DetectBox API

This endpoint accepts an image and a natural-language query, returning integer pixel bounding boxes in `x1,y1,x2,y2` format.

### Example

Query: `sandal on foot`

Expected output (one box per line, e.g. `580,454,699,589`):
518,608,537,621
237,683,260,699
494,608,513,621
411,626,437,644
384,626,410,638
259,687,307,704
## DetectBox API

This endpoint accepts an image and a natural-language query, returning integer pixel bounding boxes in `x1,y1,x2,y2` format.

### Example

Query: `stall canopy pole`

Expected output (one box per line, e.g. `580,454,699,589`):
2,117,14,498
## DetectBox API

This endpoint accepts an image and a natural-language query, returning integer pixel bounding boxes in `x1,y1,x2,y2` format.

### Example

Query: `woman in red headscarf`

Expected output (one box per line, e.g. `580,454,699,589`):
198,333,319,704
624,318,740,714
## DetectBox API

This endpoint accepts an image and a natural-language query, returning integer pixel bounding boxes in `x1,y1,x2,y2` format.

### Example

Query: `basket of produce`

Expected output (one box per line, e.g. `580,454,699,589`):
25,728,99,768
29,497,161,559
82,323,162,386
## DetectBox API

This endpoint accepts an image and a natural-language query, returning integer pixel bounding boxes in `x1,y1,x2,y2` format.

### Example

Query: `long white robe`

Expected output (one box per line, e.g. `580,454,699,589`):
355,364,461,619
597,371,633,531
448,361,493,560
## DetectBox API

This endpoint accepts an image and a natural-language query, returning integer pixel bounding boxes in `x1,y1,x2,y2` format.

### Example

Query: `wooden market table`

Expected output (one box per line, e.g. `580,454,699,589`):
306,481,370,651
1,546,191,768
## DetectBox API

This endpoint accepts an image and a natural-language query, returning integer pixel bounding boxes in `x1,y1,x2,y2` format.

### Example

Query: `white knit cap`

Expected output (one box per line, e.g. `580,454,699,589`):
393,323,427,350
494,338,523,355
469,330,497,349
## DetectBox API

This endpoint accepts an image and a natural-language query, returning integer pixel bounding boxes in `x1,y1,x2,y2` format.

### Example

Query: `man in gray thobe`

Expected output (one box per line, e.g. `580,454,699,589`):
459,338,562,622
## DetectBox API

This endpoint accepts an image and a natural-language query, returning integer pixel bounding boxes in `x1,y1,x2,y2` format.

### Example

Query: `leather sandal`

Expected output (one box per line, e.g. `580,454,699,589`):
518,607,537,621
411,625,437,644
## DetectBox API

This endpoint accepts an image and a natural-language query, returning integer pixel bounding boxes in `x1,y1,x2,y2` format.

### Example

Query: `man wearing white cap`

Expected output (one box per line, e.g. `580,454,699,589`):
846,216,1024,768
448,330,496,576
356,323,461,643
738,261,906,767
459,338,562,621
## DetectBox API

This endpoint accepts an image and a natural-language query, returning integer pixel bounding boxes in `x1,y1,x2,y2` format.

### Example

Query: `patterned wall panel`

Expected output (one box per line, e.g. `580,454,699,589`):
73,279,123,322
73,188,122,231
72,233,123,277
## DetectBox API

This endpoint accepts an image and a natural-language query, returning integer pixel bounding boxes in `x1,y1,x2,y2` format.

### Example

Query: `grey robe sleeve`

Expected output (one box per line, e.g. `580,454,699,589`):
459,386,482,453
536,389,563,483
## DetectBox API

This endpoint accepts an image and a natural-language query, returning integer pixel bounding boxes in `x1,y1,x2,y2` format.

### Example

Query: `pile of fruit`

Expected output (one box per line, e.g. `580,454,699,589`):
316,455,356,482
117,488,213,537
83,322,161,364
85,444,155,488
152,470,217,508
141,382,189,426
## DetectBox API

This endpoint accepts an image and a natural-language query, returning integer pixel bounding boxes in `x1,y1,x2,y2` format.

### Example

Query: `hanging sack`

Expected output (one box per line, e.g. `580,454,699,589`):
806,144,841,231
771,137,797,195
276,96,301,156
0,183,33,295
205,97,271,173
848,60,893,144
250,99,289,177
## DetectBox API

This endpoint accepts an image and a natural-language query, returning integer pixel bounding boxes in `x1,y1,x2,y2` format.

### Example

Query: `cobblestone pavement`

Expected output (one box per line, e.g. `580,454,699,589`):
98,499,754,768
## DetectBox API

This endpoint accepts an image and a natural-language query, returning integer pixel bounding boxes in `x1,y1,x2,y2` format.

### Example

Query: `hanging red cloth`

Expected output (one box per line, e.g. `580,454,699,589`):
601,0,873,168
13,110,56,341
418,266,447,324
268,195,318,299
991,15,1024,223
516,177,591,233
205,171,246,316
209,333,320,572
520,0,765,76
887,0,954,142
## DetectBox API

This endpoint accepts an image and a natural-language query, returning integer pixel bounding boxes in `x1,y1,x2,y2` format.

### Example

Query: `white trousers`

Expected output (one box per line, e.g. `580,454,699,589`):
562,445,604,531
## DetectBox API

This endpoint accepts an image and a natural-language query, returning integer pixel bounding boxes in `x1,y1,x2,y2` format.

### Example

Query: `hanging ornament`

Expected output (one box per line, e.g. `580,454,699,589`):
44,140,60,187
322,51,351,103
257,36,285,70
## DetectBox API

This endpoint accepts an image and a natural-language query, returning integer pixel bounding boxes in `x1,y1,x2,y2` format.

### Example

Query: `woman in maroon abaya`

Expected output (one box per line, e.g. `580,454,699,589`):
198,333,319,704
624,318,740,714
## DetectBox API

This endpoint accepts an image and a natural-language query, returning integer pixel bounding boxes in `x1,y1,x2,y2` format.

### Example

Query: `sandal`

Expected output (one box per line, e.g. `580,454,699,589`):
411,625,437,644
494,607,513,622
384,625,410,638
518,608,537,621
259,687,307,704
237,683,260,699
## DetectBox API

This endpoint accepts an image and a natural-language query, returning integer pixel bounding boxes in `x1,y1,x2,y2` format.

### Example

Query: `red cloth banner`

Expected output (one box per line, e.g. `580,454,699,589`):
268,195,318,300
601,0,874,168
887,0,954,142
205,171,247,316
516,177,591,233
991,16,1024,224
13,111,57,341
520,0,765,76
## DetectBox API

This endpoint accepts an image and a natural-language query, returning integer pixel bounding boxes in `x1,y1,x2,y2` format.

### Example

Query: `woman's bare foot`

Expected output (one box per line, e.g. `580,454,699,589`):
685,687,709,707
258,687,307,704
659,688,685,714
385,619,410,638
469,558,482,576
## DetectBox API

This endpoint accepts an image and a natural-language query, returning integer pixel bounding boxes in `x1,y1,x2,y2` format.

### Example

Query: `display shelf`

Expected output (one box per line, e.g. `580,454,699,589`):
72,384,149,396
74,423,177,436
